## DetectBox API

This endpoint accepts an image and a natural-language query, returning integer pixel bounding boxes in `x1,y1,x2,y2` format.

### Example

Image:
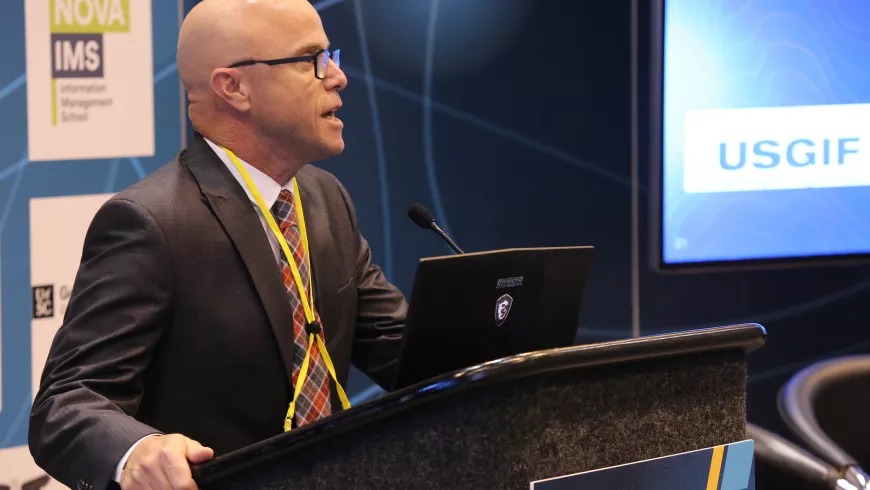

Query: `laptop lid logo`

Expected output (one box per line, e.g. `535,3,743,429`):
495,294,514,326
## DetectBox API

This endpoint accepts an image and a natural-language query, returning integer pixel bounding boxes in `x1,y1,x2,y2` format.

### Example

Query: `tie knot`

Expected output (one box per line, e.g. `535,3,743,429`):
271,189,297,229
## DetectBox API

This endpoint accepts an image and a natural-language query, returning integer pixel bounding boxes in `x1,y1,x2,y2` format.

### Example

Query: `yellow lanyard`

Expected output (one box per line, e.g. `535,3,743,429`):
221,146,350,431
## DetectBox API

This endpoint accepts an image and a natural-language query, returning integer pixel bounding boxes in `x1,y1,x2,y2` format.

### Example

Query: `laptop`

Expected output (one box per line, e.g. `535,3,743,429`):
390,246,595,390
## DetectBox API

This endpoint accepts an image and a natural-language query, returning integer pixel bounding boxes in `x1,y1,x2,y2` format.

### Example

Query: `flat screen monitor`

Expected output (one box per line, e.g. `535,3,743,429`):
648,0,870,271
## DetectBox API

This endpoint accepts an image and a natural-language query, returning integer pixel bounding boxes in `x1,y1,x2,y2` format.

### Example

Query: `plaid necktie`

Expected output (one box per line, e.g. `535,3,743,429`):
271,189,332,426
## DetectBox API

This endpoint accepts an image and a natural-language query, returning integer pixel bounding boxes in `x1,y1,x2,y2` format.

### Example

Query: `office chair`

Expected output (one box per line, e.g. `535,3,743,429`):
779,355,870,490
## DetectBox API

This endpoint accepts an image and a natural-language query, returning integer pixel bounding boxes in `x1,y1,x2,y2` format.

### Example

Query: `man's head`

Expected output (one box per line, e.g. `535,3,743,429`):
177,0,347,167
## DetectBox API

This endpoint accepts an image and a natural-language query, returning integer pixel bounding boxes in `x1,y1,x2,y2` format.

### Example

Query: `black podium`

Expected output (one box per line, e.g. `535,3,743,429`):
191,323,766,489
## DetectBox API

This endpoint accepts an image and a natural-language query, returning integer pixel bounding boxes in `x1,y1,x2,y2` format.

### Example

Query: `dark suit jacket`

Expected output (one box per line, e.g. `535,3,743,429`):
27,135,407,490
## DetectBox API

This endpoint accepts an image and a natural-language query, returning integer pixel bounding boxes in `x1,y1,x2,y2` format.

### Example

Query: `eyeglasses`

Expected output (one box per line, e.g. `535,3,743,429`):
227,49,340,79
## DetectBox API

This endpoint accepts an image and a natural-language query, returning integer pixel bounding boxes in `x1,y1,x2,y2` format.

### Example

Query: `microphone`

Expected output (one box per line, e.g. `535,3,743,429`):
408,203,465,254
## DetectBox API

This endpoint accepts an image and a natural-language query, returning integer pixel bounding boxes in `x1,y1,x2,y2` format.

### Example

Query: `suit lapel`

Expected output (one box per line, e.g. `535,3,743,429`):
181,135,297,389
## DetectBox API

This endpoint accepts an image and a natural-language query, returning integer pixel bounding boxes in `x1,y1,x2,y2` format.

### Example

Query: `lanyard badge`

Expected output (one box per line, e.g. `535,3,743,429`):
220,145,350,430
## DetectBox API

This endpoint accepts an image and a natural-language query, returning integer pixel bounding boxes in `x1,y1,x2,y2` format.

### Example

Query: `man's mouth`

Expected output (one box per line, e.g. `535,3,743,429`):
322,106,341,120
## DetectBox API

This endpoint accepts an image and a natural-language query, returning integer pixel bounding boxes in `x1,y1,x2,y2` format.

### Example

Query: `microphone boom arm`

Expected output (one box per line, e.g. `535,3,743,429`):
431,222,464,254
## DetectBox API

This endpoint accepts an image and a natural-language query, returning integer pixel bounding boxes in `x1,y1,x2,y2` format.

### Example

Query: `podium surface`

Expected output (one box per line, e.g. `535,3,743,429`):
192,324,766,489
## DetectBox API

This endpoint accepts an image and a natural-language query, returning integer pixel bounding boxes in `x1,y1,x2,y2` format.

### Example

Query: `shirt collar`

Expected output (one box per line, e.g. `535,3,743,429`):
204,137,293,210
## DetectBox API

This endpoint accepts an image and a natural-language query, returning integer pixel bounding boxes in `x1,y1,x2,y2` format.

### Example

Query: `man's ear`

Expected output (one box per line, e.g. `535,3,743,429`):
211,68,252,112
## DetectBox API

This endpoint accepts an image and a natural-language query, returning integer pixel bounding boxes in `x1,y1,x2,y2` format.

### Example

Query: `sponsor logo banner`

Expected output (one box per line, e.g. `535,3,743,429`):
25,0,154,161
27,194,112,489
30,193,113,400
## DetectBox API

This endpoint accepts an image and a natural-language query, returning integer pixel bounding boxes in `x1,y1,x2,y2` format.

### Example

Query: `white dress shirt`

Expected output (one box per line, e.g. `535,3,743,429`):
114,138,296,481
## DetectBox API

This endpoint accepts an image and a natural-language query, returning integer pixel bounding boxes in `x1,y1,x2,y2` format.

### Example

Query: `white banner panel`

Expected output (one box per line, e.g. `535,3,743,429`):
30,193,113,401
0,445,65,490
25,0,154,161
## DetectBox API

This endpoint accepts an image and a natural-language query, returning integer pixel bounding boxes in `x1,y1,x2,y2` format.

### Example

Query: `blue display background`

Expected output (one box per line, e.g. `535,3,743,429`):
662,0,870,263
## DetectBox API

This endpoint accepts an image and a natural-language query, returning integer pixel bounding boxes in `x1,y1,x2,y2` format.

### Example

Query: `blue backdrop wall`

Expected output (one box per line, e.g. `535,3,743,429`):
312,0,870,436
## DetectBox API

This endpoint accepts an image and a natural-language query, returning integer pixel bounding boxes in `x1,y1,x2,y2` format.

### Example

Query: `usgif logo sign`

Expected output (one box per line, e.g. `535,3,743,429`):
25,0,154,161
683,103,870,194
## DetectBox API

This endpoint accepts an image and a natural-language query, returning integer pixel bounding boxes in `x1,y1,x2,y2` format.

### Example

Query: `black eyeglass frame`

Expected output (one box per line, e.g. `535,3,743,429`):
227,48,340,79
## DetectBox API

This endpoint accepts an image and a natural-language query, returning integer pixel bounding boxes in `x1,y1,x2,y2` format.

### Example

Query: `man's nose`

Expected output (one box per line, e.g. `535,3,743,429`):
325,60,347,91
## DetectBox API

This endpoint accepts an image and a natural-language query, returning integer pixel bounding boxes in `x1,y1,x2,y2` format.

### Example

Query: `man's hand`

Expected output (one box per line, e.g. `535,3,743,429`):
120,434,214,489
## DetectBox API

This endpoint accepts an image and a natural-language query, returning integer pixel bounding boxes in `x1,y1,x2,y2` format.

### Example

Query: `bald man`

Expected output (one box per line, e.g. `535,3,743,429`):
27,1,407,489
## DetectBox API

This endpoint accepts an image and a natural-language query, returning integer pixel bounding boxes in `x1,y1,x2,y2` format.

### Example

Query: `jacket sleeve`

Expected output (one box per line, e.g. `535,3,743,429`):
28,198,170,490
333,180,407,391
